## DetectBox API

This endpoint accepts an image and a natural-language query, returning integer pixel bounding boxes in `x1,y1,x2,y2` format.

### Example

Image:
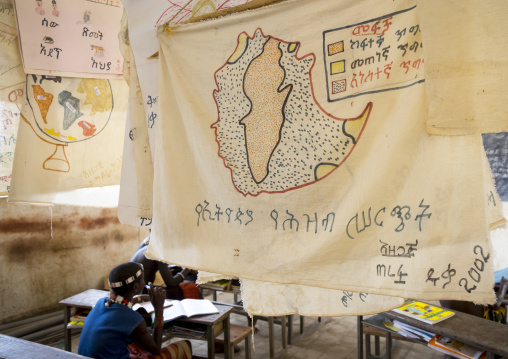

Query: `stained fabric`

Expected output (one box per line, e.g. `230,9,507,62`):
9,75,128,206
118,0,254,226
151,0,505,304
0,3,25,196
417,0,508,135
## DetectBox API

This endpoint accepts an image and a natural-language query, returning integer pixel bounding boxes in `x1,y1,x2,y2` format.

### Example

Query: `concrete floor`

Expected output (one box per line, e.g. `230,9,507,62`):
67,290,446,358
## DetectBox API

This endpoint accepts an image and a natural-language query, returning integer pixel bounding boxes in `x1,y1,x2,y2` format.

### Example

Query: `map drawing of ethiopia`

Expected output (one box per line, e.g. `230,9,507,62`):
212,29,372,196
24,75,113,172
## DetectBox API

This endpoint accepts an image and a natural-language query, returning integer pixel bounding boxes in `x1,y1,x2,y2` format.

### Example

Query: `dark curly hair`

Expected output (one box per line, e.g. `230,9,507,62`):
109,262,143,296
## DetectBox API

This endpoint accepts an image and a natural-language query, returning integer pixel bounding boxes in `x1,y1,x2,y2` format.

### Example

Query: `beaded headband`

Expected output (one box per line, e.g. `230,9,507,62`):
109,264,143,288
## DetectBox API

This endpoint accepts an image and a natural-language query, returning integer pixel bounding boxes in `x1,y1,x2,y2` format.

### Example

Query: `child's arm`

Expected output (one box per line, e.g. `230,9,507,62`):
132,284,166,354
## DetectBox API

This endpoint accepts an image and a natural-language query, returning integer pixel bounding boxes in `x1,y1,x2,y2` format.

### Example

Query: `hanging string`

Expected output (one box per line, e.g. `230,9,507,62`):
180,0,288,25
49,205,53,239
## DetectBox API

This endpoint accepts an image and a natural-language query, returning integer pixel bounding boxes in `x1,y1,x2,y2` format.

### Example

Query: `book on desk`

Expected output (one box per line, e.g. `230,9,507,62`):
392,300,455,324
428,334,486,359
134,299,218,322
67,309,90,328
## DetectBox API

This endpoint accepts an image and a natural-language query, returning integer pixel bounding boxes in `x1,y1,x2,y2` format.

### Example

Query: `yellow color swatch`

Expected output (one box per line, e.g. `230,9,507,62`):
330,60,345,75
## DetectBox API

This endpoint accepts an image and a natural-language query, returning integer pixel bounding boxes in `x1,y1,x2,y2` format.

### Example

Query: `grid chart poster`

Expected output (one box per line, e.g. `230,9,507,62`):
13,0,124,77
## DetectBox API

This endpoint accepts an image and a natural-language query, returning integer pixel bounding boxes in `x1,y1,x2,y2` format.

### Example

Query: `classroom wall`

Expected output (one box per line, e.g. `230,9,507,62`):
0,197,149,323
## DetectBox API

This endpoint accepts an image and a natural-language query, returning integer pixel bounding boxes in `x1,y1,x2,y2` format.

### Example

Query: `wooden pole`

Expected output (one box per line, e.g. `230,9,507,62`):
178,0,290,25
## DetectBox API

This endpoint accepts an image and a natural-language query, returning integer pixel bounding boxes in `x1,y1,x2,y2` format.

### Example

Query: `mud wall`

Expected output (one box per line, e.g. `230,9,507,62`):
0,197,148,323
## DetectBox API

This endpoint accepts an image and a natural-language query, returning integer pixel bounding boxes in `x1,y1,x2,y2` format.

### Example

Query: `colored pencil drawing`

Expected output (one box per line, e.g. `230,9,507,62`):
23,75,113,172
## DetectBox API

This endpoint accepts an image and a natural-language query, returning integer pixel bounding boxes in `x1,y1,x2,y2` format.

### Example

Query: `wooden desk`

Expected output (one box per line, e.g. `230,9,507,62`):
59,289,108,352
60,289,234,358
359,308,508,359
167,304,233,359
200,282,287,359
0,333,91,358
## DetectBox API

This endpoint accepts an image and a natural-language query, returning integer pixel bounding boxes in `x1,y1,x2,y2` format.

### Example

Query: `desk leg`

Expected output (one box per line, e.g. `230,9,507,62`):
288,315,293,345
365,334,371,359
385,332,392,359
268,317,274,359
281,316,287,349
64,305,71,351
300,316,304,334
357,316,363,359
207,325,215,359
224,316,231,359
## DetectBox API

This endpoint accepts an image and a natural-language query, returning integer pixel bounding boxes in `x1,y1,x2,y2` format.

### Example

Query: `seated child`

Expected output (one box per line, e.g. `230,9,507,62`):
130,237,199,300
78,262,191,359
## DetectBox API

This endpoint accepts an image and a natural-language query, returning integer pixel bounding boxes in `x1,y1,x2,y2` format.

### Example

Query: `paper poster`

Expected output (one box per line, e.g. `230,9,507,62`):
13,0,124,78
149,0,505,303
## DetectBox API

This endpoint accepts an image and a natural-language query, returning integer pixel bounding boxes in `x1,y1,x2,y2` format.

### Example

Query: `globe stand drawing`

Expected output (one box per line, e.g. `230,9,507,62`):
43,144,70,172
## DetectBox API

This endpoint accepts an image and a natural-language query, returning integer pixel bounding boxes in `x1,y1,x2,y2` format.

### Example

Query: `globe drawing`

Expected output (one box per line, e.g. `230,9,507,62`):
24,75,113,172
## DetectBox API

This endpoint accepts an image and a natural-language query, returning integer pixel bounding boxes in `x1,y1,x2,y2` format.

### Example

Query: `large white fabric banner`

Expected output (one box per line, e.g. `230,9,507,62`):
151,0,505,303
417,0,508,135
121,0,407,316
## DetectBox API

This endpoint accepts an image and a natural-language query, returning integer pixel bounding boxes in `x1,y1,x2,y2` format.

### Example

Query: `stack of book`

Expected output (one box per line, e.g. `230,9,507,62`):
392,300,455,324
427,335,486,359
169,324,206,339
384,319,434,342
67,309,90,328
389,300,486,359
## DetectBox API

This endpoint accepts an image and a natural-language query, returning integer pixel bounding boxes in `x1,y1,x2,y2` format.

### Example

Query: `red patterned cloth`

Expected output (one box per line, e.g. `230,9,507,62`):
128,340,192,359
179,283,201,299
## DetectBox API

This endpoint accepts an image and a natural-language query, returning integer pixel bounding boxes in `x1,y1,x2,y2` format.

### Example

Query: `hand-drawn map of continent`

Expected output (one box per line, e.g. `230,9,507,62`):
213,29,372,196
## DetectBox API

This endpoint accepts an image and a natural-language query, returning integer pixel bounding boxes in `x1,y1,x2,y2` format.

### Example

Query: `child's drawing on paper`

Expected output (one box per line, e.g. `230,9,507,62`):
213,29,372,196
77,10,91,24
23,75,113,172
51,0,59,17
91,45,105,56
35,0,44,15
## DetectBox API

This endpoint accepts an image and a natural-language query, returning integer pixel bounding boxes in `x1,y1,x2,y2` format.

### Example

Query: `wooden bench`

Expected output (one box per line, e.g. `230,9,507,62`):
0,333,90,358
216,324,253,359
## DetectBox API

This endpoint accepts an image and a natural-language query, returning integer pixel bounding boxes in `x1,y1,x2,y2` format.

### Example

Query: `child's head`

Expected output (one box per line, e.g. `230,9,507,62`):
108,262,144,297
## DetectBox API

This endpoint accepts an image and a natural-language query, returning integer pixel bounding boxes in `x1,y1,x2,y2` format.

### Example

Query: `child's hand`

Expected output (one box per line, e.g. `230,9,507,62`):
147,282,166,316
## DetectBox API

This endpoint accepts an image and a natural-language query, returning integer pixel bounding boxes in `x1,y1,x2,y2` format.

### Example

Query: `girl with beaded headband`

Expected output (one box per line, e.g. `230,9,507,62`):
78,262,182,359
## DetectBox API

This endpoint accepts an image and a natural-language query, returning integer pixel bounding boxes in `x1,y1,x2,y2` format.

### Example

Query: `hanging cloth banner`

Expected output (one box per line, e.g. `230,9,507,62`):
121,0,408,317
196,270,405,316
0,14,25,196
118,0,256,227
417,0,508,135
151,0,505,303
9,76,128,206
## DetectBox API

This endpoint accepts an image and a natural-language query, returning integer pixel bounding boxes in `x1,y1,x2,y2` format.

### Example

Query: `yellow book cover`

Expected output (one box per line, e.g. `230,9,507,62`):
393,300,455,324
